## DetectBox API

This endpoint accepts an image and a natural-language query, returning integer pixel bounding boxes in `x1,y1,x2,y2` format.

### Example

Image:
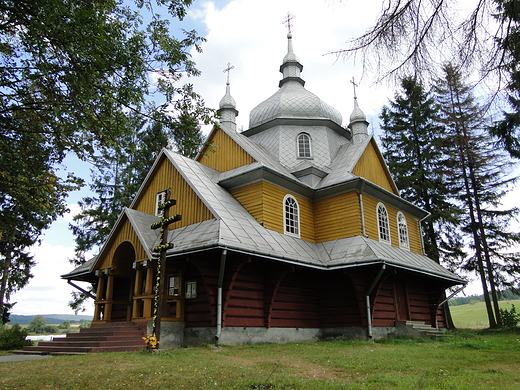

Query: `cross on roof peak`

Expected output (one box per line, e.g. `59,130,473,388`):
282,12,295,34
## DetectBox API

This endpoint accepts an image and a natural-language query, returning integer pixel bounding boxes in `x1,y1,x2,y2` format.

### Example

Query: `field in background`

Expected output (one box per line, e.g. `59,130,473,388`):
450,300,518,328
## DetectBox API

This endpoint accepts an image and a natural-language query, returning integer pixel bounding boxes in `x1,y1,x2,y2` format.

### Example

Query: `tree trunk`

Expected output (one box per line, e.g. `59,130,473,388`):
0,245,13,321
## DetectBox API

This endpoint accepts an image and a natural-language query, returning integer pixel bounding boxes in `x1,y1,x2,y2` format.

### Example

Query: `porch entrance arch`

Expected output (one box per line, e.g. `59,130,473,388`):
94,241,136,322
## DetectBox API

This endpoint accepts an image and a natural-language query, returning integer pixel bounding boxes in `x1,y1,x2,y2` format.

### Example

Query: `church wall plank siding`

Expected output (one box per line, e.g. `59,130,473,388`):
314,191,362,242
197,129,255,172
352,141,397,194
231,181,315,242
133,156,214,228
184,262,213,328
269,272,319,328
223,262,265,327
372,278,397,327
408,284,434,324
361,194,423,254
317,273,362,327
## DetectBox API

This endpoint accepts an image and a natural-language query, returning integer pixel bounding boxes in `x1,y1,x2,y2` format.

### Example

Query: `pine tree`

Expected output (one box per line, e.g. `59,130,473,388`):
380,76,466,329
380,76,464,265
435,62,520,328
490,0,520,158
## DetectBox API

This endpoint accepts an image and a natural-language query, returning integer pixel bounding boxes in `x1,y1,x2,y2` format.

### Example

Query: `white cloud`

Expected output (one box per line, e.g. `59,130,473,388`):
9,241,94,316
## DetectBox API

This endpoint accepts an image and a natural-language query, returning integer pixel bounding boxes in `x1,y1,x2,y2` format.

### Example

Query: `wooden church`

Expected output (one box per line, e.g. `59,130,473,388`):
63,31,464,348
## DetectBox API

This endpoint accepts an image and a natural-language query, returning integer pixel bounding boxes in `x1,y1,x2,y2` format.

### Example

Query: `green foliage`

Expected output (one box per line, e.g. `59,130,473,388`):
491,0,520,158
1,302,14,325
79,320,91,329
0,0,214,316
0,324,32,350
57,321,70,330
499,304,520,327
26,315,47,334
43,325,59,334
380,76,464,265
435,63,520,327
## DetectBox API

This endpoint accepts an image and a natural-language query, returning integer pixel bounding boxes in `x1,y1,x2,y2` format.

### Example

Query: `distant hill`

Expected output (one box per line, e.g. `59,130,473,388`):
8,314,93,325
450,289,519,306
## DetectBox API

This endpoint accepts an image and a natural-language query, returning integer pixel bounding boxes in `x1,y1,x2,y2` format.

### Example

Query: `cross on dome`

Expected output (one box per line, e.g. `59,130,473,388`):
223,62,234,84
350,77,358,99
282,12,295,34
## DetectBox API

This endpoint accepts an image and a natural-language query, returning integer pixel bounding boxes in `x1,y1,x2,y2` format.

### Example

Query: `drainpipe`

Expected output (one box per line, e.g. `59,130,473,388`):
215,249,227,341
366,264,386,339
359,182,367,237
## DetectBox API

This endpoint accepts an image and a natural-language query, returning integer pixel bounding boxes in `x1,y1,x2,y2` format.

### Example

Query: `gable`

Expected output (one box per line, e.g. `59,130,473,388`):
96,217,148,271
352,140,398,195
132,155,214,228
197,128,255,172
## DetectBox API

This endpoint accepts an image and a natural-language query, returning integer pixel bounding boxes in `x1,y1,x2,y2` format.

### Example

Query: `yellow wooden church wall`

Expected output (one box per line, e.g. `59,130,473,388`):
362,195,423,254
352,141,397,195
197,129,255,172
408,218,424,254
230,181,265,224
97,219,148,270
314,191,362,242
133,156,214,228
230,181,315,242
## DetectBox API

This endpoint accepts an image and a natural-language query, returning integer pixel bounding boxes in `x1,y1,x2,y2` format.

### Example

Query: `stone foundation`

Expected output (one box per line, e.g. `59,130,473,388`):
149,323,441,348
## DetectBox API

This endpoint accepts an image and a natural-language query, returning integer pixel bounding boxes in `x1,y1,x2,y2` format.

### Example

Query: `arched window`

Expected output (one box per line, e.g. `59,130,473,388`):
297,133,312,158
397,212,409,250
284,195,300,237
377,203,390,244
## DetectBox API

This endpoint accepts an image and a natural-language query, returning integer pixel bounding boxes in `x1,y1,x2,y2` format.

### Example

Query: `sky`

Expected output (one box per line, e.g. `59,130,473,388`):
9,0,519,317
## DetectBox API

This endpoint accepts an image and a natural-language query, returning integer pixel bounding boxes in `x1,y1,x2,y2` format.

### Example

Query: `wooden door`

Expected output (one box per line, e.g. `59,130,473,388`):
394,278,410,321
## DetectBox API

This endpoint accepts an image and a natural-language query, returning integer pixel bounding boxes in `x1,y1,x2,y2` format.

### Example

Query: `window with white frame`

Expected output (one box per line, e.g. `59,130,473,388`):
397,212,410,250
185,280,197,299
297,133,312,158
155,190,167,217
377,203,391,244
284,195,300,237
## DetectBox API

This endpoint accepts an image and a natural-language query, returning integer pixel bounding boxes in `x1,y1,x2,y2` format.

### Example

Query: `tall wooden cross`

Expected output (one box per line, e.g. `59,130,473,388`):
150,189,181,348
223,62,234,84
282,12,295,33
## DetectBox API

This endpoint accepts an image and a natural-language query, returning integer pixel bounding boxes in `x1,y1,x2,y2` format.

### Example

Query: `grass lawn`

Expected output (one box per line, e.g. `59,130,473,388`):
1,330,519,389
450,300,519,328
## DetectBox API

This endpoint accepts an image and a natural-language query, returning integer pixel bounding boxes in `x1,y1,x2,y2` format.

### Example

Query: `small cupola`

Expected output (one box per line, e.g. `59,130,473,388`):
347,79,369,141
218,63,239,132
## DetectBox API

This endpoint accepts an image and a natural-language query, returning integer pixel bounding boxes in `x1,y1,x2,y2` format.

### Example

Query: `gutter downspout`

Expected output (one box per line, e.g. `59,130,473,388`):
435,285,466,329
215,249,227,341
359,182,367,237
366,264,386,339
418,213,430,256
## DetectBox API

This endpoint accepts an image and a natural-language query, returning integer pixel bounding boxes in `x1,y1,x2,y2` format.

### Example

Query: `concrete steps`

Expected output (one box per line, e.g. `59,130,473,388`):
11,322,148,355
395,320,446,338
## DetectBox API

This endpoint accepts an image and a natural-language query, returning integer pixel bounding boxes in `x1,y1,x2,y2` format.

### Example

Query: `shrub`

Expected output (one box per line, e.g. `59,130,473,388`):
0,324,32,350
500,304,520,327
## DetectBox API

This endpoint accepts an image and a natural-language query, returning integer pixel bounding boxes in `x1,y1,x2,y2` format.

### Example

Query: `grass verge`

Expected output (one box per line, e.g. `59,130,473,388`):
1,329,519,389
